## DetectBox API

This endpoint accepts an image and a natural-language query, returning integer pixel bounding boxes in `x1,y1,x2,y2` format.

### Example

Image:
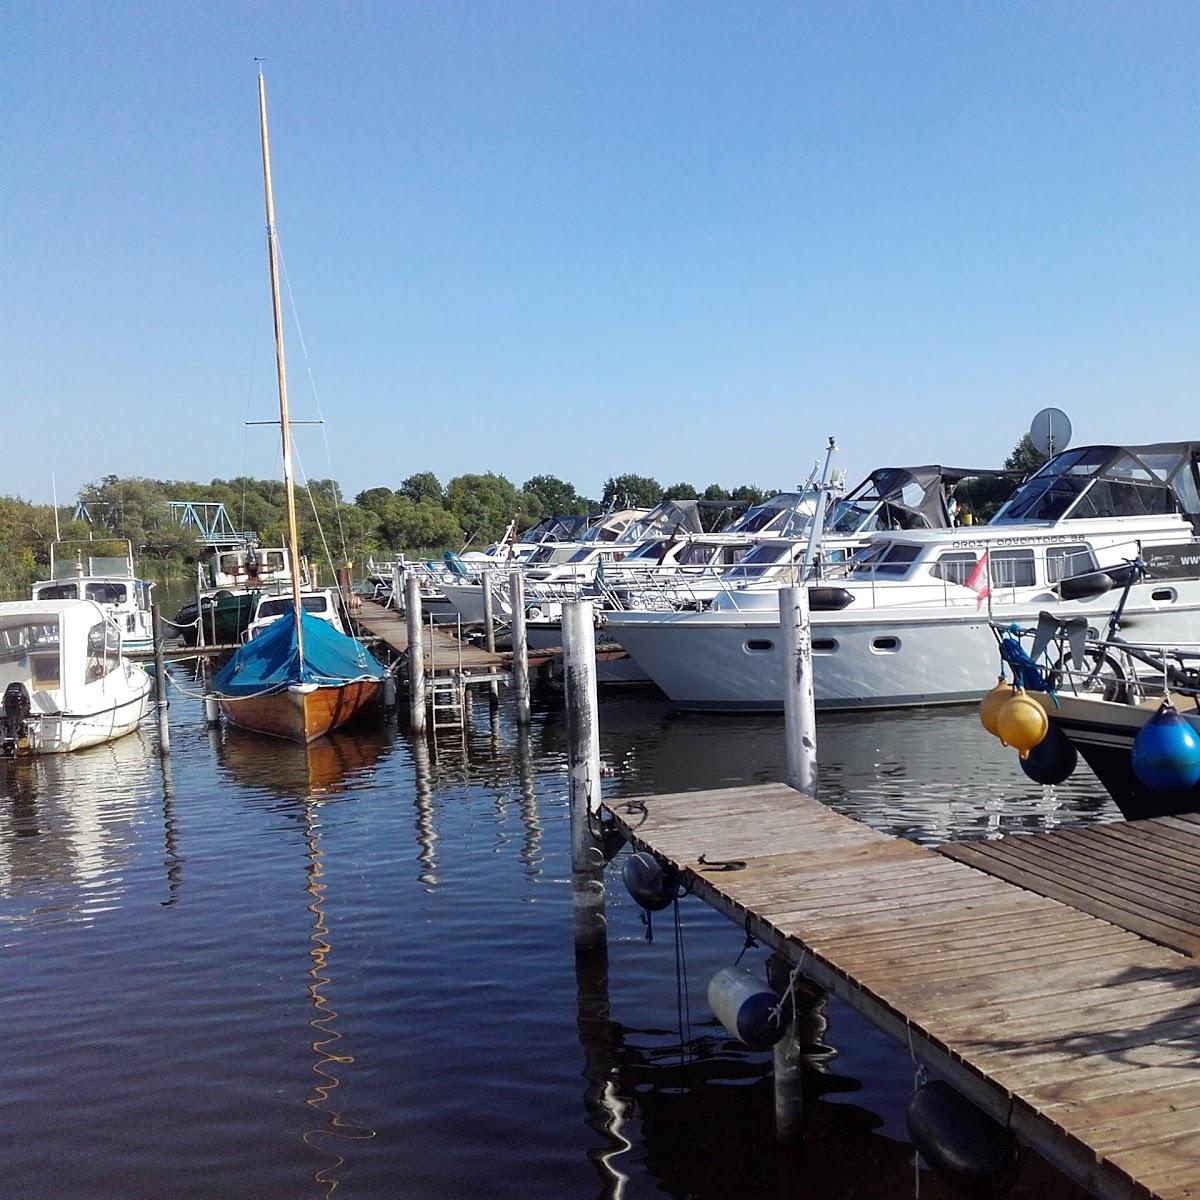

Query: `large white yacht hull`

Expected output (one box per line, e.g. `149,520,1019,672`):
525,620,652,685
607,595,1200,711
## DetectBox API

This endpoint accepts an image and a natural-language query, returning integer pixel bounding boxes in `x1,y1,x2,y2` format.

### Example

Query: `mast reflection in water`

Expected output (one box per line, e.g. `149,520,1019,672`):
1,659,1101,1199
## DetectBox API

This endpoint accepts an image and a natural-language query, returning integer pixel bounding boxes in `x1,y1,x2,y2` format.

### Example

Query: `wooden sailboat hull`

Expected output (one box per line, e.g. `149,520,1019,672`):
218,678,382,744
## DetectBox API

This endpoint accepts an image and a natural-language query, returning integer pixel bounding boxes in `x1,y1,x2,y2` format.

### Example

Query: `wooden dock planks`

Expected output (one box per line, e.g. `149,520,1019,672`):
940,816,1200,959
605,783,1200,1200
352,598,506,676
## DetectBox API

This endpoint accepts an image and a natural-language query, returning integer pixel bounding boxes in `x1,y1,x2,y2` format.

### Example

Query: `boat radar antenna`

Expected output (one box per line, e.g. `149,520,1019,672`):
1030,408,1072,460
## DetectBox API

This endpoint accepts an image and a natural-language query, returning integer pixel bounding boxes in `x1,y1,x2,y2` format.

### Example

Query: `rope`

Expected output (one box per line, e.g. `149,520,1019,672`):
766,949,807,1030
733,915,758,966
165,672,207,700
278,244,350,565
159,613,200,631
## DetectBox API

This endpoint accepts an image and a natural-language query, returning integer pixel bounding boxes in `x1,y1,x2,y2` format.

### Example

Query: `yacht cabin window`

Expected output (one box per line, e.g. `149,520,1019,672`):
258,596,329,618
723,542,791,580
35,583,78,601
850,543,922,577
930,552,979,585
1046,545,1098,583
85,582,128,604
990,549,1036,588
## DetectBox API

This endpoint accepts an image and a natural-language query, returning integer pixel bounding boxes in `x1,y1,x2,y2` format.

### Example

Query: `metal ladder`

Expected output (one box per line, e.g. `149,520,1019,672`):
426,612,467,742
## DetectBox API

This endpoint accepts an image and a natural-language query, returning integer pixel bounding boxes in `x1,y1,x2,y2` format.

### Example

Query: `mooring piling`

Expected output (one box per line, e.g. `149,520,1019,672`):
151,603,170,756
562,599,607,952
766,954,811,1145
390,562,403,611
405,572,426,733
779,585,817,796
509,570,531,726
481,572,499,708
194,564,206,650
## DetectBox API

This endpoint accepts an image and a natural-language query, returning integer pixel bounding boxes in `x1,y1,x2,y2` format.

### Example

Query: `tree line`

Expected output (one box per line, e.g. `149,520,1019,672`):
0,469,779,595
0,437,1044,596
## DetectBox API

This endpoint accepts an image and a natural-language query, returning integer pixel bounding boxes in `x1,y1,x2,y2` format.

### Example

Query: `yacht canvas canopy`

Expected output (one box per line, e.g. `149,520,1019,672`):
827,466,1011,534
992,443,1200,524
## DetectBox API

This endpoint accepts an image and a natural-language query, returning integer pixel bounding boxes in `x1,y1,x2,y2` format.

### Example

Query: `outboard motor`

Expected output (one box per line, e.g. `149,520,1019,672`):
1,682,32,758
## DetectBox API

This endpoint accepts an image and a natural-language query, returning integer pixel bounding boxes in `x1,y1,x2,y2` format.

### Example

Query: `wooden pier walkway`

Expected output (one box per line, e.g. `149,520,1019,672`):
352,598,507,679
605,783,1200,1200
941,816,1200,960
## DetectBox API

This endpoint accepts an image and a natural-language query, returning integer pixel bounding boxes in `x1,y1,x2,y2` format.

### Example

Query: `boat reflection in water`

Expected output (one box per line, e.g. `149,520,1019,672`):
211,720,393,801
0,729,157,917
597,697,1117,844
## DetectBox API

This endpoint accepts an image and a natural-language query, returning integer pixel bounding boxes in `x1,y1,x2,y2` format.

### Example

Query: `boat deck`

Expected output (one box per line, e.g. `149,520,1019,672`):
605,783,1200,1200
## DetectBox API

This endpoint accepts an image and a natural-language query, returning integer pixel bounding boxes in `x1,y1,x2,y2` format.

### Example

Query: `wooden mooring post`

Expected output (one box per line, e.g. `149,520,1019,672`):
562,599,607,952
510,571,531,726
482,572,499,708
151,603,170,756
405,572,426,733
779,585,817,795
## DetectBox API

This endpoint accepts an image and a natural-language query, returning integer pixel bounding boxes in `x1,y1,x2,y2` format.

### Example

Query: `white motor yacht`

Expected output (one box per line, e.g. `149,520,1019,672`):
605,443,1200,710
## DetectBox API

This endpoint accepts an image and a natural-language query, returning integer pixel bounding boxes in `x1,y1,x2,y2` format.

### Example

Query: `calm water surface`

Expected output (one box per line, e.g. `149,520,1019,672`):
1,656,1113,1198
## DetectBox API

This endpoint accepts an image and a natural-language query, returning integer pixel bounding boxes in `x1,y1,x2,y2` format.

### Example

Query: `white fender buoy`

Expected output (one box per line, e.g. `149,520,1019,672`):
203,694,221,726
707,966,786,1050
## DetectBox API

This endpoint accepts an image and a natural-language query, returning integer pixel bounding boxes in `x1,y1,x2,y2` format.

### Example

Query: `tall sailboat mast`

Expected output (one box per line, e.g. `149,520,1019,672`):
257,65,305,662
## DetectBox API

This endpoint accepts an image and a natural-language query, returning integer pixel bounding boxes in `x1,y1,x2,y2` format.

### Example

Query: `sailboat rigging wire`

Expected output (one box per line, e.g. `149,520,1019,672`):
277,243,350,565
292,442,370,669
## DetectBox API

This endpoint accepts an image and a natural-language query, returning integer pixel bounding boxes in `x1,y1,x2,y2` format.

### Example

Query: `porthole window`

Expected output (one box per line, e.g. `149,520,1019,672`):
871,636,901,653
745,639,774,652
812,638,839,653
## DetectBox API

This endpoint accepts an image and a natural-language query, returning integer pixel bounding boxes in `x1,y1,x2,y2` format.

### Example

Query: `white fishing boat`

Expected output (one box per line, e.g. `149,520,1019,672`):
0,600,152,756
32,540,155,654
606,443,1200,710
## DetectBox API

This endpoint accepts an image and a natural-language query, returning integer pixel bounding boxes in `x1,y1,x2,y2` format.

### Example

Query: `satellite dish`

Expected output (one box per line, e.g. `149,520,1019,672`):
1030,408,1072,457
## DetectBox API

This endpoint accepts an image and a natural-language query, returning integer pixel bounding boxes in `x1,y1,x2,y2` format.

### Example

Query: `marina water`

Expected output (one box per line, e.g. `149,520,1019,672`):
1,641,1110,1197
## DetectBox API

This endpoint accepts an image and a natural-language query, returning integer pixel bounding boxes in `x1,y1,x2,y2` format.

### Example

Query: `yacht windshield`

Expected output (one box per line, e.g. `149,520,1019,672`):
722,543,791,581
992,446,1188,523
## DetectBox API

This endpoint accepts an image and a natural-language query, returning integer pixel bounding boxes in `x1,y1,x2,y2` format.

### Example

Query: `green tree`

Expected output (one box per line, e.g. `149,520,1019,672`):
1005,433,1048,475
663,481,698,500
522,474,591,516
376,496,462,554
602,473,663,509
355,486,396,517
446,472,527,546
399,471,444,505
730,484,769,506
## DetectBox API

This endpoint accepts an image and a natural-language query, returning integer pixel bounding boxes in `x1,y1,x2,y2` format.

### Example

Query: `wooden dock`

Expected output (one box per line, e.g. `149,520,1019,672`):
605,783,1200,1200
352,598,507,679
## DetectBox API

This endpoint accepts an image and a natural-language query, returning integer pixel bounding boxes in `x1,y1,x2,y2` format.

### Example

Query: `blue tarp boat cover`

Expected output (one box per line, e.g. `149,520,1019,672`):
212,609,386,698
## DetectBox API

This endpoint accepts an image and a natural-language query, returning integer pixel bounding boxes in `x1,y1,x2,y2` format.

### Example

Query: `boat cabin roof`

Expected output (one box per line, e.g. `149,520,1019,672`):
826,465,1013,535
992,443,1200,524
0,599,124,710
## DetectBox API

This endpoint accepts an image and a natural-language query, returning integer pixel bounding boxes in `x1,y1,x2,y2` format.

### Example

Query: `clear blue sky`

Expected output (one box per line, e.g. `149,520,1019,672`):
5,2,1198,505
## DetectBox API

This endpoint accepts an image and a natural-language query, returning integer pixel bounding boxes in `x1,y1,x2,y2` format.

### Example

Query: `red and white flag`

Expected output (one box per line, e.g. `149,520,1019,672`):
965,551,990,609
